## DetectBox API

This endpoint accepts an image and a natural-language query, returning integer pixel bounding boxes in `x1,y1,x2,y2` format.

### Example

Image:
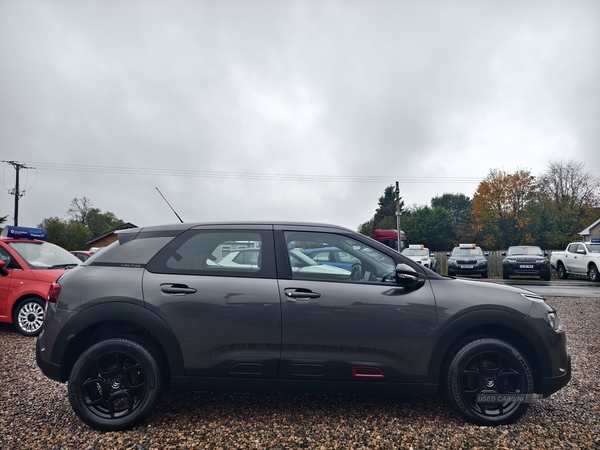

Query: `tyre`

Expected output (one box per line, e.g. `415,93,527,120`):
68,338,164,431
482,271,488,279
502,270,509,280
556,263,568,279
541,273,551,281
446,338,534,425
588,264,599,282
448,271,455,277
13,297,45,336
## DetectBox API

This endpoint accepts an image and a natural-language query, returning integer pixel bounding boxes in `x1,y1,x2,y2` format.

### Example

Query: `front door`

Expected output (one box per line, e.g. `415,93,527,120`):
276,229,437,383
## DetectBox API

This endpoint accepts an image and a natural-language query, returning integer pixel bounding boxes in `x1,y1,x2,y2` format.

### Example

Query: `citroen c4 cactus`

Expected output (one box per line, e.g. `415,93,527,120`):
37,222,570,431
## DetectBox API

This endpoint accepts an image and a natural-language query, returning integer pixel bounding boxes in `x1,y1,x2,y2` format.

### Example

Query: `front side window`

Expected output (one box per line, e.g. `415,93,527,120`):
146,229,275,278
284,231,395,283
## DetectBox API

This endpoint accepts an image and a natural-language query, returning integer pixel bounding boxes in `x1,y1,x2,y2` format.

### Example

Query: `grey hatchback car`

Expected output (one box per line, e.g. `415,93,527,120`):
37,222,571,431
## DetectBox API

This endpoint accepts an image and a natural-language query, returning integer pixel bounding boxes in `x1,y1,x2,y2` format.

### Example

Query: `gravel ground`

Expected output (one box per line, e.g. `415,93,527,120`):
1,296,598,450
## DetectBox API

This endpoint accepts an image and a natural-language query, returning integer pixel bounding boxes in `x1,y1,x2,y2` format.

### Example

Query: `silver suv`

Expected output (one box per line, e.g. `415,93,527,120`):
37,222,570,431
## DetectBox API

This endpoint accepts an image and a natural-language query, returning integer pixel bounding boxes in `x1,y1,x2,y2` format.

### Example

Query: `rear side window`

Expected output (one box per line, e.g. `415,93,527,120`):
146,229,276,278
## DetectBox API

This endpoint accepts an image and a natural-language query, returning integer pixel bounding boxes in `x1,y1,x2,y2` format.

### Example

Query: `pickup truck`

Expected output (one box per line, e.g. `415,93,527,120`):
550,240,600,282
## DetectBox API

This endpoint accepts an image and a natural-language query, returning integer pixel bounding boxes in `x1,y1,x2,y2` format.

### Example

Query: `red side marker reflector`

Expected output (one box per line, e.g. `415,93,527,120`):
352,366,385,378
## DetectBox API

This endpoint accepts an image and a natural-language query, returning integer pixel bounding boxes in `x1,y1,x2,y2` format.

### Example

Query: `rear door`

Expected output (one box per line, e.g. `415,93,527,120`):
143,225,282,378
275,226,437,384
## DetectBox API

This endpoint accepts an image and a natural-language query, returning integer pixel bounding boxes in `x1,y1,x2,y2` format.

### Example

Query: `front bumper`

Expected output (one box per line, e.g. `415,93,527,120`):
540,355,571,397
504,263,551,277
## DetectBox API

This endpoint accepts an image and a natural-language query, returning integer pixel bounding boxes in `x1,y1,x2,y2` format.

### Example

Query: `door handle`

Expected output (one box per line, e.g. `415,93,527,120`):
284,288,321,301
160,284,197,295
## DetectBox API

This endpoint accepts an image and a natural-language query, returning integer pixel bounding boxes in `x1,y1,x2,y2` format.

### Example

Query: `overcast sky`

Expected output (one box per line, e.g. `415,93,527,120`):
1,0,599,234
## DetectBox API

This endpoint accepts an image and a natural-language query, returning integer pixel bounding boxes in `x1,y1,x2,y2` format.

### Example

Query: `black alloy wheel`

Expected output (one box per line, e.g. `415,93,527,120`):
68,338,164,431
13,297,45,336
446,338,534,425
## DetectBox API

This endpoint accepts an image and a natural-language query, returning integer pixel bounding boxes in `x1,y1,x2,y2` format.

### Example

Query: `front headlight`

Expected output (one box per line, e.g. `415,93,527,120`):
506,258,517,263
547,312,561,330
535,258,547,264
476,260,487,266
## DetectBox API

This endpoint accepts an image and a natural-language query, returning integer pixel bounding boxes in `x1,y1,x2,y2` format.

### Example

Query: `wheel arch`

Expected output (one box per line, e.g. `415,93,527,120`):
428,309,549,393
11,293,45,319
50,302,184,382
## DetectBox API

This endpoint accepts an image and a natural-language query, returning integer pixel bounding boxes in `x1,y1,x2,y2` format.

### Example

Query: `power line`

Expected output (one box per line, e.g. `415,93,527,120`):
23,162,482,184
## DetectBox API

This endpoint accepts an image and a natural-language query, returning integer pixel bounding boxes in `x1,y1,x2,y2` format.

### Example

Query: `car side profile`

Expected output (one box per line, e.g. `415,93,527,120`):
37,222,570,431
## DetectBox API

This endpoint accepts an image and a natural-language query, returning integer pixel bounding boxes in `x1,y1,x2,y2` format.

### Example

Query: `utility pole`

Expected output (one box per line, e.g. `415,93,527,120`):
395,181,402,252
3,161,33,226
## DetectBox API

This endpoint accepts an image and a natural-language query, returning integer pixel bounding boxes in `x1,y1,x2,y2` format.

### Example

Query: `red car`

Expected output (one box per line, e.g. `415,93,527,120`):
0,226,80,336
70,250,95,262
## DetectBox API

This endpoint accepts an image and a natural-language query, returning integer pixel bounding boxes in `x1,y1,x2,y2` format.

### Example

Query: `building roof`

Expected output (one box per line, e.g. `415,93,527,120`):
579,218,600,236
85,222,138,246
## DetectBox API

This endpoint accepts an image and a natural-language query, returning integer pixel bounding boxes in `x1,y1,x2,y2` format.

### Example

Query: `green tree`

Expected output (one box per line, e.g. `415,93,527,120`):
402,206,455,251
87,209,125,237
372,185,404,231
38,217,93,250
357,219,374,237
431,192,473,243
38,197,126,250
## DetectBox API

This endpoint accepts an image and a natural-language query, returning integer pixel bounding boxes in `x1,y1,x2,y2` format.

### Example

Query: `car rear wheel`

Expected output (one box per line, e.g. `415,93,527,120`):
446,338,533,425
68,338,164,431
556,263,568,279
589,264,599,282
13,297,45,336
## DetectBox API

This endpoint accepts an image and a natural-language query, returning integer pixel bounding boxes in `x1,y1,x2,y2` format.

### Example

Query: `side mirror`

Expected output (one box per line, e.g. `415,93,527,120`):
501,252,507,256
484,252,489,257
395,263,424,289
445,253,451,257
0,260,8,277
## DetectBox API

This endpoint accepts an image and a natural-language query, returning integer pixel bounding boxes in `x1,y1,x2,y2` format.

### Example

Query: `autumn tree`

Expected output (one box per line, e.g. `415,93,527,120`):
471,169,538,249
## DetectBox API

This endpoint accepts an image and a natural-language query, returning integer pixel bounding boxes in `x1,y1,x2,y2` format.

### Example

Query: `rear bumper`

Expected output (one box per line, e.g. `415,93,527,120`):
36,336,65,383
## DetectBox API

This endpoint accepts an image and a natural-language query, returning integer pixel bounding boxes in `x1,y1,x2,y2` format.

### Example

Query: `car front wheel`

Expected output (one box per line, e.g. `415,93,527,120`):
446,338,533,425
68,338,164,431
13,297,45,336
